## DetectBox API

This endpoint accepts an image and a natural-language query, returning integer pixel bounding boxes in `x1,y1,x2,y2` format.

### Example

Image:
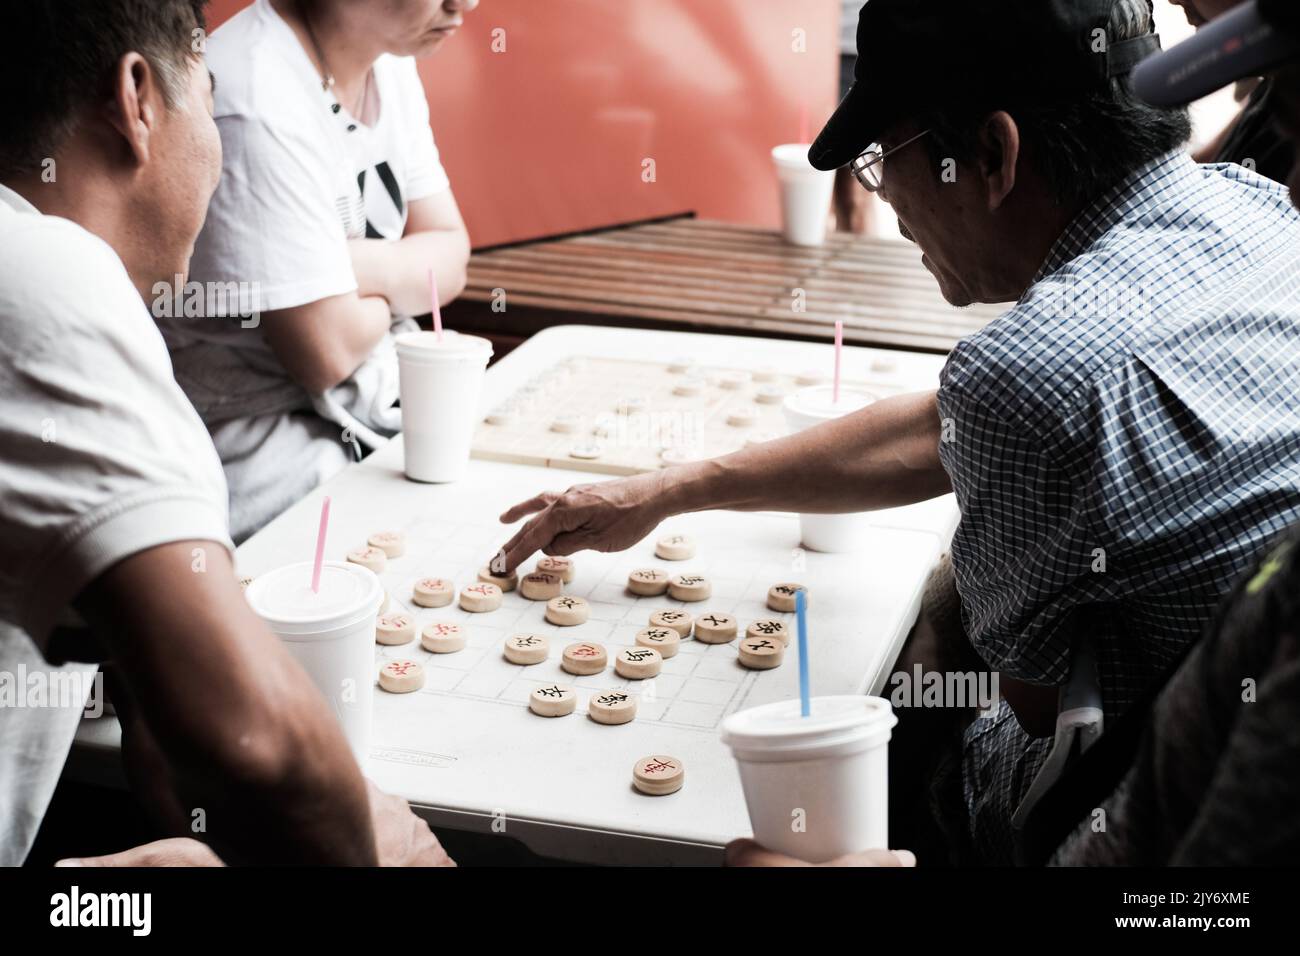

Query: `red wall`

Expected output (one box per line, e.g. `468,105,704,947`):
206,0,841,248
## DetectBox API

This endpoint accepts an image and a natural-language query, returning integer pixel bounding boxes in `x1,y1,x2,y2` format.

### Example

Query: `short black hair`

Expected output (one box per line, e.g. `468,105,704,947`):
918,0,1191,207
0,1,208,179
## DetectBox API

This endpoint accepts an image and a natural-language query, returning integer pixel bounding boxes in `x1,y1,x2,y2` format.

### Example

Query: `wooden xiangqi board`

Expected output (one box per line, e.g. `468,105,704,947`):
471,354,903,477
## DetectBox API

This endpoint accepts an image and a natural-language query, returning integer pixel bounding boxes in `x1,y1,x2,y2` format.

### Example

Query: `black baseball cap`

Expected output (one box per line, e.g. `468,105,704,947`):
1133,0,1300,108
810,0,1163,171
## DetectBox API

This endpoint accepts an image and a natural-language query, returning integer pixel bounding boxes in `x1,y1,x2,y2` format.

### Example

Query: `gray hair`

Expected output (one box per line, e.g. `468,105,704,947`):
921,0,1191,206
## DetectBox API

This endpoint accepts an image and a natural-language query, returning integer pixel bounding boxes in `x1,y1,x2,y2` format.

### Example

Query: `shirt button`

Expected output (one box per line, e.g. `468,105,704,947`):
331,103,341,114
347,124,357,132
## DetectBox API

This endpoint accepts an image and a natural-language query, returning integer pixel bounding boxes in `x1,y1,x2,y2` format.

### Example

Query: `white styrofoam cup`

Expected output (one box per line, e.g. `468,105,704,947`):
396,330,493,483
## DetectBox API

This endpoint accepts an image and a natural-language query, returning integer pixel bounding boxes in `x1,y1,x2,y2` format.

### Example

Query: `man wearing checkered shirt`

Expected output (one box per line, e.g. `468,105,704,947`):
501,0,1300,863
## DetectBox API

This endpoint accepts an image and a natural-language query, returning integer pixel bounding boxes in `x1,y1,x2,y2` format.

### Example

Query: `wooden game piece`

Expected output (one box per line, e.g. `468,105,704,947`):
478,566,517,591
659,447,702,465
412,577,454,608
569,442,604,460
767,583,807,613
672,378,705,397
504,633,549,665
520,571,563,601
378,659,424,694
694,612,738,644
485,407,519,426
649,609,693,637
747,619,790,645
421,621,466,653
561,642,607,676
754,384,786,405
667,357,695,373
752,366,778,382
346,546,386,574
367,531,405,558
616,396,648,414
627,568,670,596
376,612,415,646
615,646,662,679
537,555,575,583
633,755,684,795
654,533,696,560
529,684,576,717
668,573,711,602
871,355,897,373
795,370,824,386
716,370,750,390
726,407,759,428
545,595,590,626
738,635,785,670
460,582,503,612
635,627,681,658
588,690,637,725
551,414,581,433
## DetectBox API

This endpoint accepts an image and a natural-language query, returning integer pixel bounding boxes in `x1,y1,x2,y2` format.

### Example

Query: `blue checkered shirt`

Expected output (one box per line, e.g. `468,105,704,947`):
937,150,1300,861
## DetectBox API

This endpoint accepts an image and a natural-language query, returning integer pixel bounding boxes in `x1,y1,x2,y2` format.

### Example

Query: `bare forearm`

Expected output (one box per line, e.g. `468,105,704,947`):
350,230,469,316
668,389,951,517
81,544,377,864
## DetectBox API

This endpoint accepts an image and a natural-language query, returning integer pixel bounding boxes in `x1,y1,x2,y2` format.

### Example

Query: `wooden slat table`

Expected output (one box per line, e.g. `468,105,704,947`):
445,218,1006,356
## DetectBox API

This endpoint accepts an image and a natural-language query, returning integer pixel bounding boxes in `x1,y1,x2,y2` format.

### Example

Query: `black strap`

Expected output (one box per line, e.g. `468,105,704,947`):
1107,33,1163,78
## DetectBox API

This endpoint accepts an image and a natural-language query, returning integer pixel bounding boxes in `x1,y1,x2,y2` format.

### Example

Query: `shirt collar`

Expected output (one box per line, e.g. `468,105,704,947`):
0,182,40,215
1032,150,1199,285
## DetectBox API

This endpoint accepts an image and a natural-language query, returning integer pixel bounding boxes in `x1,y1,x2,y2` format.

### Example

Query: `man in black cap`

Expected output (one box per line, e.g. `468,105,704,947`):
498,0,1300,865
731,0,1300,868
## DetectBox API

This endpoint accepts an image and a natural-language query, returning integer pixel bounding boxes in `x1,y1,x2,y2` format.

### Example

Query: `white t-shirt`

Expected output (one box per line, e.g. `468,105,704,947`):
0,185,232,865
164,0,452,541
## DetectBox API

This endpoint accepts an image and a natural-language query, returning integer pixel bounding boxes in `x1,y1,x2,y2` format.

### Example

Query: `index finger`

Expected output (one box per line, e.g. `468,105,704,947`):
499,491,557,525
500,504,570,573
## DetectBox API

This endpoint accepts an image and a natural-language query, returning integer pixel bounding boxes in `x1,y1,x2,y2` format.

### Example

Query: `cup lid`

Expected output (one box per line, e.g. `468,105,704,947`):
784,385,876,421
245,561,382,634
721,695,896,754
395,330,491,358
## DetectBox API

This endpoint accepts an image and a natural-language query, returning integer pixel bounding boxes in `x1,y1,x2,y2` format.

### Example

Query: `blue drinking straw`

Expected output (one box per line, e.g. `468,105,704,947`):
796,588,810,717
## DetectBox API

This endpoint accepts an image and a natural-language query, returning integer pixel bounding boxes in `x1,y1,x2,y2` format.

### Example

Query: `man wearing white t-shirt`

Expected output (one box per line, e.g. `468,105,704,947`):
0,0,450,866
163,0,476,542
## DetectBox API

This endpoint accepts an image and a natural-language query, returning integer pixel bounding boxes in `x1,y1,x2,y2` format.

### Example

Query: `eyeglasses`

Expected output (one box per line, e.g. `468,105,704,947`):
849,129,931,192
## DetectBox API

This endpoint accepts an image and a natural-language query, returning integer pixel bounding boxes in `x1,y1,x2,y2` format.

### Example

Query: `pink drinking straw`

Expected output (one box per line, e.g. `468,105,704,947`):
833,320,843,404
311,496,331,593
429,268,444,342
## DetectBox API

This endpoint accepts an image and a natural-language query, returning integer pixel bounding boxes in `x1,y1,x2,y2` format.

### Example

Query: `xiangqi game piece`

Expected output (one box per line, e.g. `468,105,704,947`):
767,582,807,613
615,646,662,679
412,577,454,608
375,612,415,646
545,595,590,626
635,627,681,658
529,684,576,717
588,690,637,725
668,573,711,602
694,612,738,644
346,545,386,574
460,582,503,612
627,568,670,596
504,633,549,665
738,636,785,670
654,533,696,560
649,609,693,637
633,755,684,796
378,659,424,694
367,530,405,558
561,642,608,676
421,621,466,654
